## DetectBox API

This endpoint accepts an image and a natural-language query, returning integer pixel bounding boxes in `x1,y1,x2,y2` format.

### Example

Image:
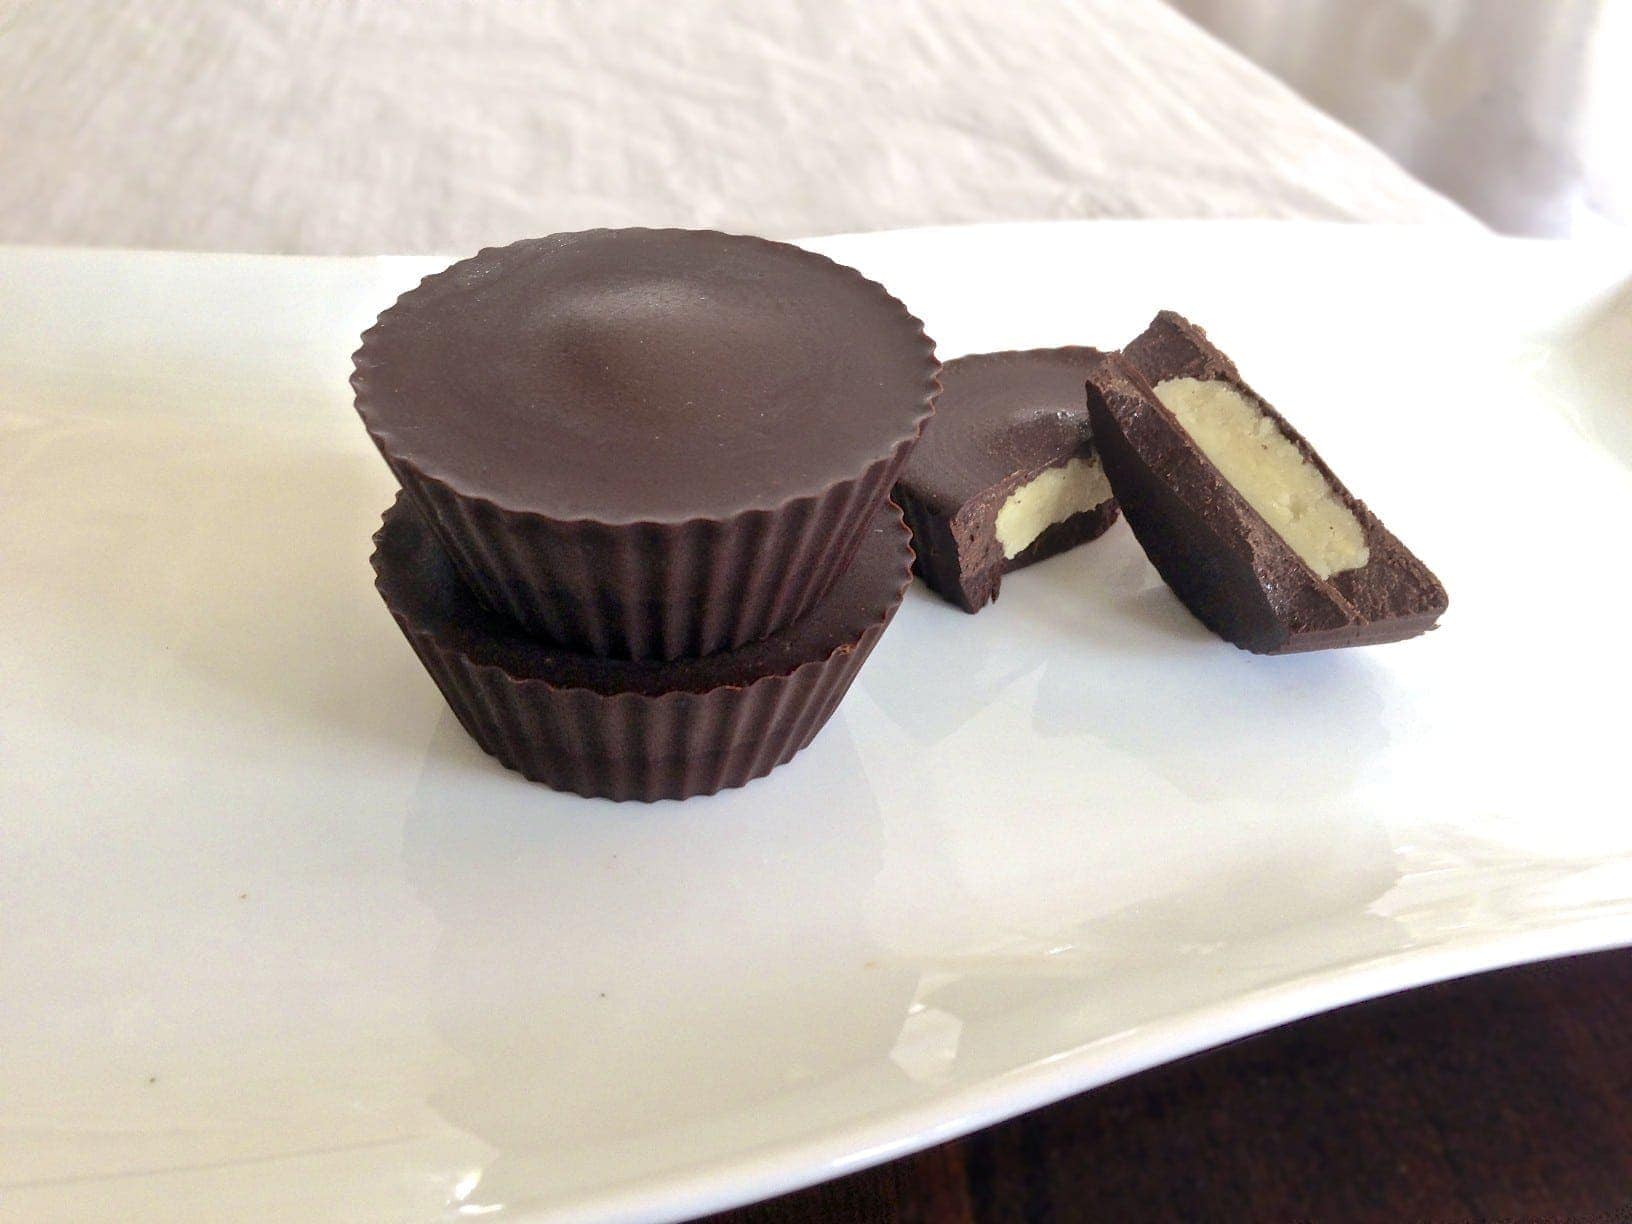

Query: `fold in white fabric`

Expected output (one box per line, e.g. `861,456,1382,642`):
1173,0,1630,236
0,0,1470,254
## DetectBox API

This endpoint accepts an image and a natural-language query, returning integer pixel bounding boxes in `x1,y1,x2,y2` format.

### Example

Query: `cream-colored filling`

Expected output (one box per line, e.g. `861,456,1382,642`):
993,457,1113,560
1152,376,1368,579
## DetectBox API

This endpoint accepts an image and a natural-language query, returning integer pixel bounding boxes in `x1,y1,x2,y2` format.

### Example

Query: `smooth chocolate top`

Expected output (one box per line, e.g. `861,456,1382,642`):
372,493,913,696
897,347,1100,514
353,230,938,522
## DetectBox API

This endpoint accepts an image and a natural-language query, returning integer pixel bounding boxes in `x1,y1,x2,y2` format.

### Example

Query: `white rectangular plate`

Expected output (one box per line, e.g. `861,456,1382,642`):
4,222,1631,1223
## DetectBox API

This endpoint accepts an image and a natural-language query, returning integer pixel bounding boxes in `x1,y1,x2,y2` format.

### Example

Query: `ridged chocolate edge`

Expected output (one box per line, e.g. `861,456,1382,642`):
386,438,914,658
371,503,915,802
353,230,940,659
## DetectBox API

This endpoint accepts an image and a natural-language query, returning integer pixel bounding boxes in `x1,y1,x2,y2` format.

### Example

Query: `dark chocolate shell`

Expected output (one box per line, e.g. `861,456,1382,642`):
354,229,938,659
371,493,914,801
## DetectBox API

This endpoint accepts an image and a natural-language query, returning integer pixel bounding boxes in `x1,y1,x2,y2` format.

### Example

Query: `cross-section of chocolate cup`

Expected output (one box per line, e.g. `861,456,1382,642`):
353,229,938,660
371,494,914,802
894,348,1119,612
1085,313,1447,653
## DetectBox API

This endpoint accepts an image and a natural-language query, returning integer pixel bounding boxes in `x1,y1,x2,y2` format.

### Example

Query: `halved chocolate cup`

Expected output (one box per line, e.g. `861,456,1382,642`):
1085,313,1447,653
894,348,1119,612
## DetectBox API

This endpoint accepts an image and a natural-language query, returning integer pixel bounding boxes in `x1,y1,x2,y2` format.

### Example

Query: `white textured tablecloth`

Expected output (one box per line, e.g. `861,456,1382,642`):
0,0,1472,254
1173,0,1631,236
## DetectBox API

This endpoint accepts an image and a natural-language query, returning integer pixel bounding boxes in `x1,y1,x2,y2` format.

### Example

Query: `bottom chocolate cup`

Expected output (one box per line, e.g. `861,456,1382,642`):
371,493,913,802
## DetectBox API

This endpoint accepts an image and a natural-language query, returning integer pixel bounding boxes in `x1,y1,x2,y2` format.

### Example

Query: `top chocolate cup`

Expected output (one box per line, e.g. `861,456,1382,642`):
352,229,939,660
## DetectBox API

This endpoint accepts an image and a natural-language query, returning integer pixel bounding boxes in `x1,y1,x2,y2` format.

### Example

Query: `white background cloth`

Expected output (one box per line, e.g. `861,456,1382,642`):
1174,0,1632,235
0,0,1471,255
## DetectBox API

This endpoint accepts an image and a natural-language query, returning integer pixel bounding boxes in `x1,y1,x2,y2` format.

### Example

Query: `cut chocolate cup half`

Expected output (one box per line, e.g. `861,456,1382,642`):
894,348,1119,612
371,493,914,802
1085,312,1447,653
354,229,938,659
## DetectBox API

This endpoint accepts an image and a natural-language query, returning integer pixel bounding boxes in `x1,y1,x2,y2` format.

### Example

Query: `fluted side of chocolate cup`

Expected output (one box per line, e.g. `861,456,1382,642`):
352,228,939,661
387,435,913,660
370,493,914,803
389,604,892,802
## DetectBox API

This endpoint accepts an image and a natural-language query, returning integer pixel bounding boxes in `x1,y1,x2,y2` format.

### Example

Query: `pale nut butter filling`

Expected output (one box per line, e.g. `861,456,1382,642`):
1152,377,1368,580
993,457,1114,560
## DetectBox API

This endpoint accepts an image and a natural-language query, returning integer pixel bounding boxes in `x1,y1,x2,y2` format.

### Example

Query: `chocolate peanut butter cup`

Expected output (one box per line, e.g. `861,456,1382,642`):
353,229,938,660
371,493,913,802
894,348,1118,612
1085,313,1448,653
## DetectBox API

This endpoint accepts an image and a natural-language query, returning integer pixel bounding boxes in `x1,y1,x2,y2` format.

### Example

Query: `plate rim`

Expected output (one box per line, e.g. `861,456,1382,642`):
504,921,1632,1222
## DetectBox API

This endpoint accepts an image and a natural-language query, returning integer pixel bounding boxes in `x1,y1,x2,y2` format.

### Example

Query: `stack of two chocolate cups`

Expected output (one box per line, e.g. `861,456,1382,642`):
354,230,939,801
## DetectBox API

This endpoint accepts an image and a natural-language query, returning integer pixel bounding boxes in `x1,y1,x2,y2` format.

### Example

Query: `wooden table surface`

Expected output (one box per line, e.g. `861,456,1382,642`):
710,949,1632,1222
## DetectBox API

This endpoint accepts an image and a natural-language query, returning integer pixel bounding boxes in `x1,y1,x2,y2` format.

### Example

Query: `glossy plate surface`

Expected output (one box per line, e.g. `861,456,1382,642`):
4,223,1631,1222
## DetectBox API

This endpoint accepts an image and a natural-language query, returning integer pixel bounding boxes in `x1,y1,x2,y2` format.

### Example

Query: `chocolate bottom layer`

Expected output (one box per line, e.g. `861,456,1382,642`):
371,493,913,801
